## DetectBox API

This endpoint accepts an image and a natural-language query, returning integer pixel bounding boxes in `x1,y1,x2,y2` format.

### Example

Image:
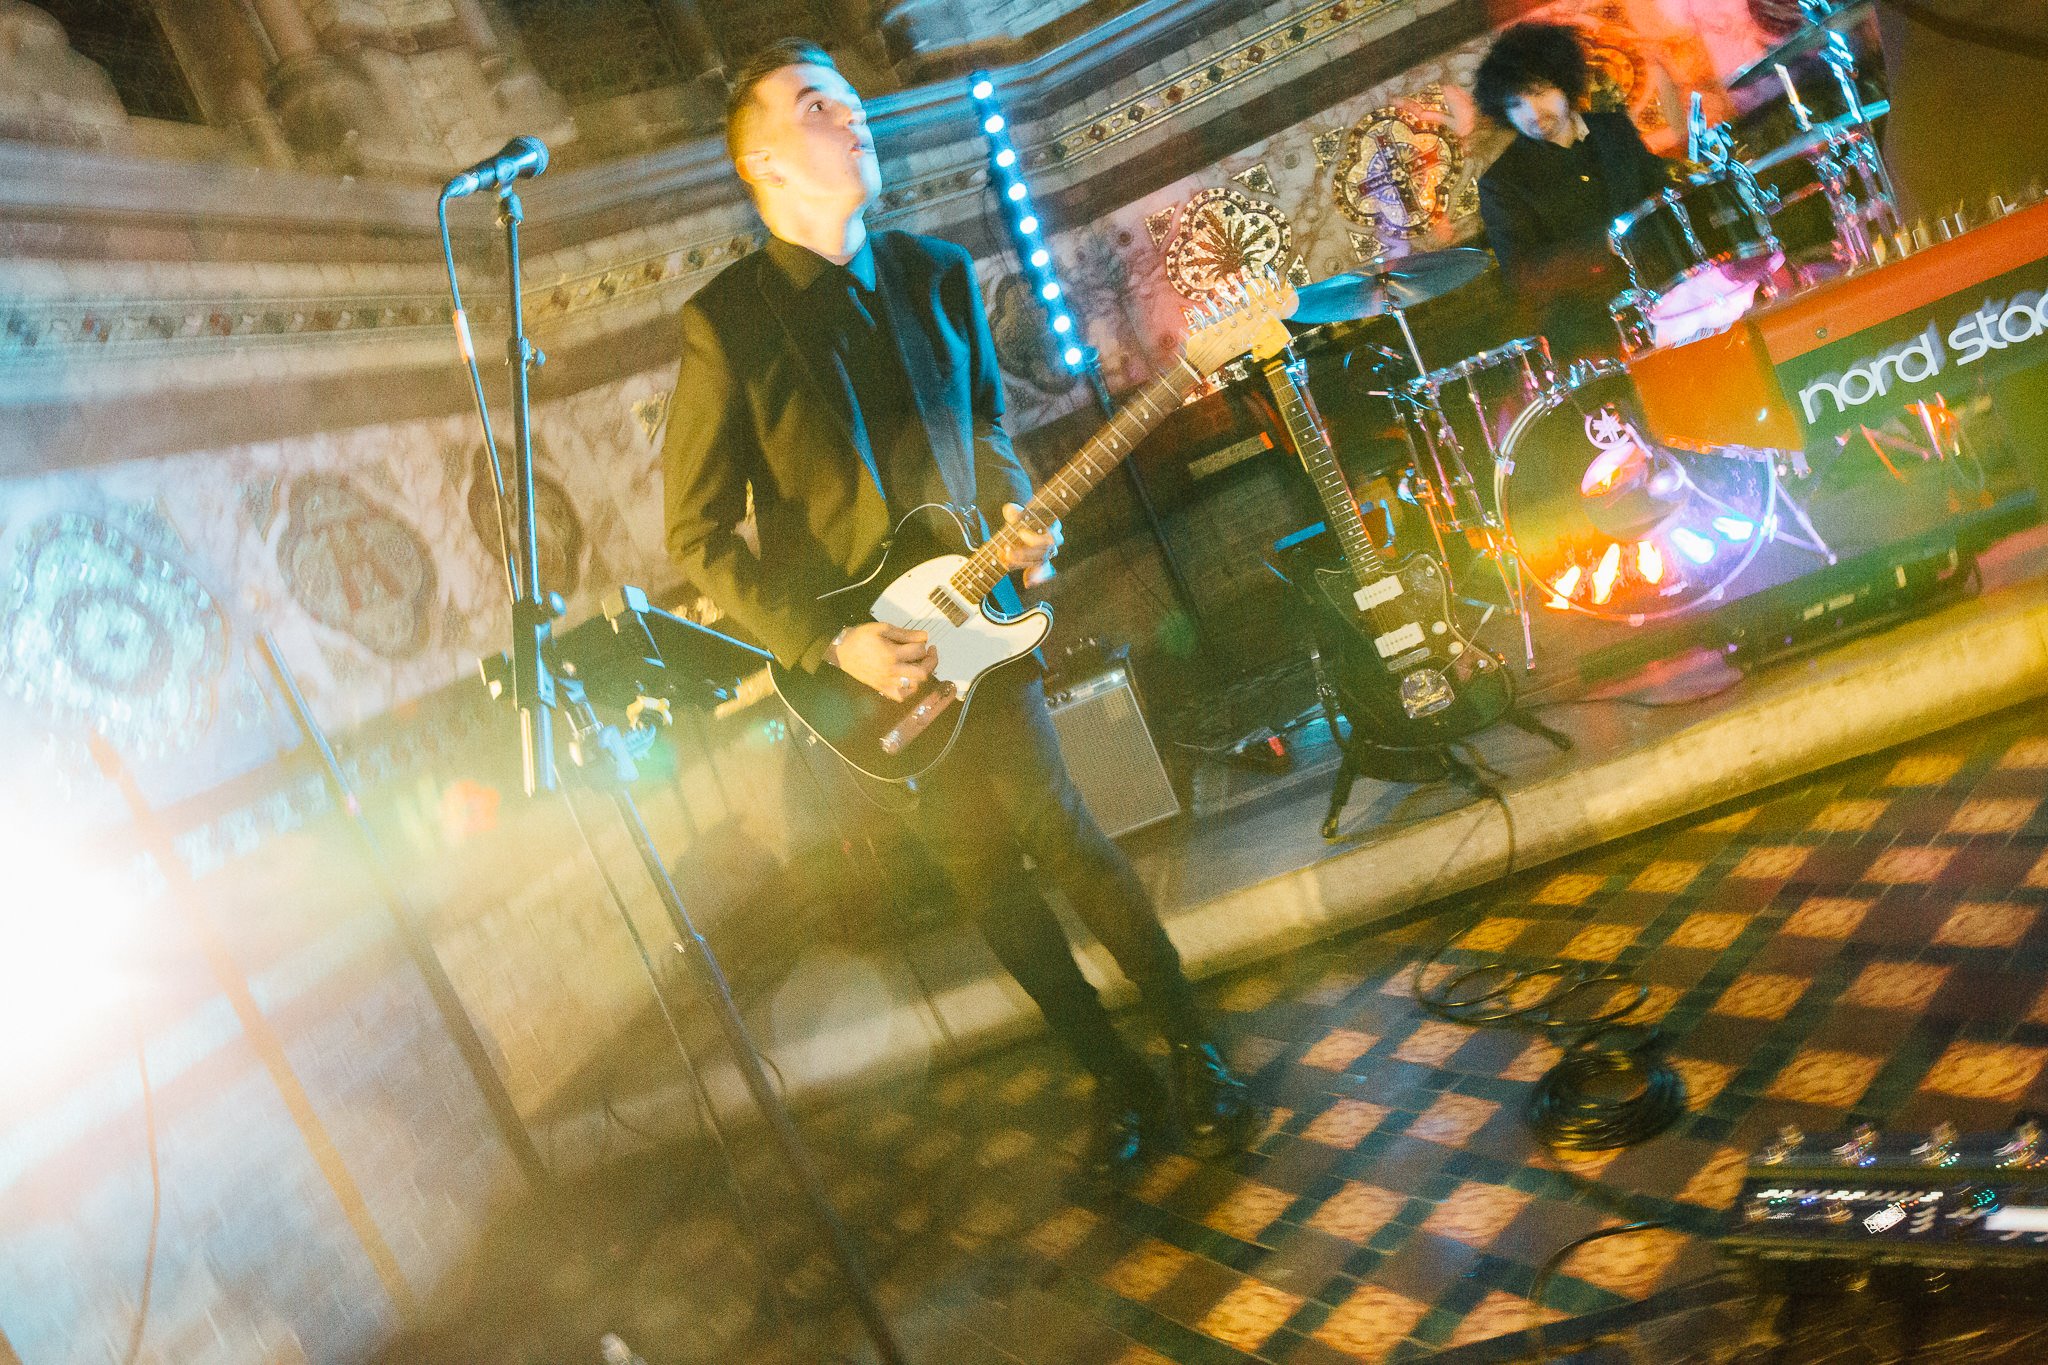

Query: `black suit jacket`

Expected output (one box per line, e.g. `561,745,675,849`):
662,228,1032,670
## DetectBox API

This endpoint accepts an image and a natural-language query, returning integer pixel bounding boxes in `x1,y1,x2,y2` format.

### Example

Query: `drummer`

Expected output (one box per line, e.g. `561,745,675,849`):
1473,22,1681,363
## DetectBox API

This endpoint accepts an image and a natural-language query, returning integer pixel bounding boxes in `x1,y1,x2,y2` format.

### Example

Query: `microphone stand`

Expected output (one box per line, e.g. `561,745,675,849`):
499,185,558,796
463,181,908,1364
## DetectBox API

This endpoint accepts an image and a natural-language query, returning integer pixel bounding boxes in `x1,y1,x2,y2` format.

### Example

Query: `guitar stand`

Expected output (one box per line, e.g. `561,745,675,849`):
1316,669,1573,840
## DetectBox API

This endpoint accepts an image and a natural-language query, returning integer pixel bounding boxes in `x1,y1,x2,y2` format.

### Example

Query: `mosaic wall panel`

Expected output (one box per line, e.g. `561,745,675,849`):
993,0,1780,428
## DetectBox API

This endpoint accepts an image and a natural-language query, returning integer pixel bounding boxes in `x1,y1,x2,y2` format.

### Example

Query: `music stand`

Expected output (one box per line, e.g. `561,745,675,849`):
484,590,905,1362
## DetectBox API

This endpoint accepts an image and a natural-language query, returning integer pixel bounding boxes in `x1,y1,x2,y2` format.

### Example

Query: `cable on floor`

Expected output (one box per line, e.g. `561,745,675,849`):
1413,920,1686,1152
1527,1220,1670,1363
1404,757,1685,1155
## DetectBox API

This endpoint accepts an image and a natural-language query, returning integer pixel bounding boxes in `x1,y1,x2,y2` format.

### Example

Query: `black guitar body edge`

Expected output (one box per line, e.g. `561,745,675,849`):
1306,553,1513,748
766,505,1053,784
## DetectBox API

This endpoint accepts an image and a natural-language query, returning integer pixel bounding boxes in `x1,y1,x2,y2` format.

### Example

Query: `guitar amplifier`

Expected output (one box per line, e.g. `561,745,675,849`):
1718,1121,2048,1289
1045,648,1179,838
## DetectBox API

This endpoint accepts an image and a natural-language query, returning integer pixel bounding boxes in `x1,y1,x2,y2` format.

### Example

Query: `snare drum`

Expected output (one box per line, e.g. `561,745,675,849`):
1609,171,1782,298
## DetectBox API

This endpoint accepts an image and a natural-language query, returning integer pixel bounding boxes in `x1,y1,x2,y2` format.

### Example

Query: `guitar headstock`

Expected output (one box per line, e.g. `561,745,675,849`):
1183,269,1299,376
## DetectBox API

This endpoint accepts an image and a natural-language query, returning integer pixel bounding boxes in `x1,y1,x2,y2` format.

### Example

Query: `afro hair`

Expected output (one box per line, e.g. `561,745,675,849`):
1473,22,1592,127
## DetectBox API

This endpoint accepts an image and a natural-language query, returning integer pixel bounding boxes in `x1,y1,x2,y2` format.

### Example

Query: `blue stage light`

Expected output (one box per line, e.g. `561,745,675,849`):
970,72,1090,380
1671,528,1717,564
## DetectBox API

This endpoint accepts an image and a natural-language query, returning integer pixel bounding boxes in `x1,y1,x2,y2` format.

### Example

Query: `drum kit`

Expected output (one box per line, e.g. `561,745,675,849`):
1229,0,1897,668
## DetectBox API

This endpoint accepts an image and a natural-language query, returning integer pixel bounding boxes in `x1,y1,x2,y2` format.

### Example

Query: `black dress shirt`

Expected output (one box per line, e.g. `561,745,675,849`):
1478,111,1675,361
763,235,948,516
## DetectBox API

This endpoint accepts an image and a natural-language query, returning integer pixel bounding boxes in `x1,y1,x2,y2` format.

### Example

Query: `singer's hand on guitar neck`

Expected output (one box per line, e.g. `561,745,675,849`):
998,503,1062,588
827,621,936,700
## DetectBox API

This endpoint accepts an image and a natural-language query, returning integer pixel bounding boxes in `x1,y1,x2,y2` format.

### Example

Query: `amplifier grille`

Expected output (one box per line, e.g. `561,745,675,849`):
1046,668,1179,838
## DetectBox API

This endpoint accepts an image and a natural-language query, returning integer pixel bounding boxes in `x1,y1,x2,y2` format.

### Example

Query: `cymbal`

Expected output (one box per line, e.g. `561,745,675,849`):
1291,247,1491,324
1743,101,1889,171
1728,0,1873,90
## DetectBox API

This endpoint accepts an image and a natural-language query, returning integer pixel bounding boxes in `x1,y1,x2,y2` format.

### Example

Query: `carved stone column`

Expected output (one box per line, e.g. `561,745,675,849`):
664,0,726,79
245,0,393,170
0,0,130,148
447,0,573,136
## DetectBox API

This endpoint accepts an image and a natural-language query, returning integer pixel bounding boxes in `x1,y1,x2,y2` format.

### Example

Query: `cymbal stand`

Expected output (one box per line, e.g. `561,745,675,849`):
1808,33,1900,267
1387,301,1537,668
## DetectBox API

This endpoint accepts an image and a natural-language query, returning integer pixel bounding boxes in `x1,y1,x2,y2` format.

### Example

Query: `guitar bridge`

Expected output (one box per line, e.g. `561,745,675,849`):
1398,668,1456,719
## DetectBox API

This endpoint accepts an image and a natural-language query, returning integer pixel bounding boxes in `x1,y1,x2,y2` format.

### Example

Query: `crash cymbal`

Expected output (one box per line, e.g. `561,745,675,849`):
1743,102,1889,171
1728,0,1873,90
1291,247,1491,325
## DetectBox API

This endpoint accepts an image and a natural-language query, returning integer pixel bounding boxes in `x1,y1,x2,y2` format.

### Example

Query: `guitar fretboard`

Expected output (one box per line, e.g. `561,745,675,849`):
1262,357,1385,589
949,360,1203,603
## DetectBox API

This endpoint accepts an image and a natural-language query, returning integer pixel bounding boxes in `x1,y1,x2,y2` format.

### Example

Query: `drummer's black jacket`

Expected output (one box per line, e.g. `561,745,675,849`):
1477,110,1676,342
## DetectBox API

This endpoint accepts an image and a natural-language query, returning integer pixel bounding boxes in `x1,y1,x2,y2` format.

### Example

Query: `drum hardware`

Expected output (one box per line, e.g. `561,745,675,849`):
1291,251,1539,662
1727,0,1875,95
1393,338,1560,666
1752,30,1898,270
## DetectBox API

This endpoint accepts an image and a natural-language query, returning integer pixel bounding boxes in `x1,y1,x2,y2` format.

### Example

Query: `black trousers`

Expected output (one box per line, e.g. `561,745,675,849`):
911,670,1200,1088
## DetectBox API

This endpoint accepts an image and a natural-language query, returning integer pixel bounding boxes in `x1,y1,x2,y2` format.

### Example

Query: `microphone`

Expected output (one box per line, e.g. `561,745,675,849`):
1687,91,1706,164
442,136,549,199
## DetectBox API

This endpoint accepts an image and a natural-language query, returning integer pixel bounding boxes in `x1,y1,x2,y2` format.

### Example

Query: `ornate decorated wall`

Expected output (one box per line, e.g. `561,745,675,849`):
0,1,1797,1361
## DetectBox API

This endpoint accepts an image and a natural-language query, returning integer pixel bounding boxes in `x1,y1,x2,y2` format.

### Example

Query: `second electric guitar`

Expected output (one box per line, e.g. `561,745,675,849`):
772,273,1297,783
1258,348,1511,744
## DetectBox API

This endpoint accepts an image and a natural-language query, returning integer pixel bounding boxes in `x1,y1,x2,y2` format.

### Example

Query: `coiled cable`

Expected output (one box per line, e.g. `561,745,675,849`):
1413,923,1686,1152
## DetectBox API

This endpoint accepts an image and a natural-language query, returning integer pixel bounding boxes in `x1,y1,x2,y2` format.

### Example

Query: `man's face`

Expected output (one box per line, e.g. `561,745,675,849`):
1504,83,1573,143
739,63,880,211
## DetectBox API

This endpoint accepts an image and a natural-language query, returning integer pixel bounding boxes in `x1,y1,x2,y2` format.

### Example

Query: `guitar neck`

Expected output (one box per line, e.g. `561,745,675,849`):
1261,356,1386,587
949,360,1203,603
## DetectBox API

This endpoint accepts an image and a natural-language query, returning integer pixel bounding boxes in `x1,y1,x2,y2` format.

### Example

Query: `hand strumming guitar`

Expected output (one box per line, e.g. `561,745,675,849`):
826,621,936,700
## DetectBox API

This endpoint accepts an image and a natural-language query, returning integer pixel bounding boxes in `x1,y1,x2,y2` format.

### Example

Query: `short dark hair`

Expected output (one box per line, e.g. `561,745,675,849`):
724,38,837,164
1473,22,1591,126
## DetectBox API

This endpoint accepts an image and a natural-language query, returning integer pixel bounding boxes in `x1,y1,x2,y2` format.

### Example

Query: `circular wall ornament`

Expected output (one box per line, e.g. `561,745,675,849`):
1164,187,1292,298
278,476,436,659
466,447,586,601
0,512,227,756
1575,20,1652,115
1334,104,1465,240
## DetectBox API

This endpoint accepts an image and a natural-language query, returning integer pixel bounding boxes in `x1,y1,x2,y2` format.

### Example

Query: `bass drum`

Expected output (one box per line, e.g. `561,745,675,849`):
1494,362,1780,623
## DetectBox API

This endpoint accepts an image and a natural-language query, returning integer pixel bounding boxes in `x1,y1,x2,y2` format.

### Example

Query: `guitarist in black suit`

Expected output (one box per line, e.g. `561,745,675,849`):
661,39,1254,1183
1474,22,1680,363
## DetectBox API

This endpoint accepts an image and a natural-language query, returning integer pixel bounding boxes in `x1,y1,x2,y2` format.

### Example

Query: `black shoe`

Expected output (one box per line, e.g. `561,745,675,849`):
1089,1074,1169,1188
1168,1040,1259,1159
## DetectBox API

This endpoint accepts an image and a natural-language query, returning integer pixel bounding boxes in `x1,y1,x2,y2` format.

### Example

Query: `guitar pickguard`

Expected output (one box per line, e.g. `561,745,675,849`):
1310,553,1511,739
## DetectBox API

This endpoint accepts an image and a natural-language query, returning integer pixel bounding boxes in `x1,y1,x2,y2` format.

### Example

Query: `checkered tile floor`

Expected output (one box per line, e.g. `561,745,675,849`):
413,699,2048,1364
